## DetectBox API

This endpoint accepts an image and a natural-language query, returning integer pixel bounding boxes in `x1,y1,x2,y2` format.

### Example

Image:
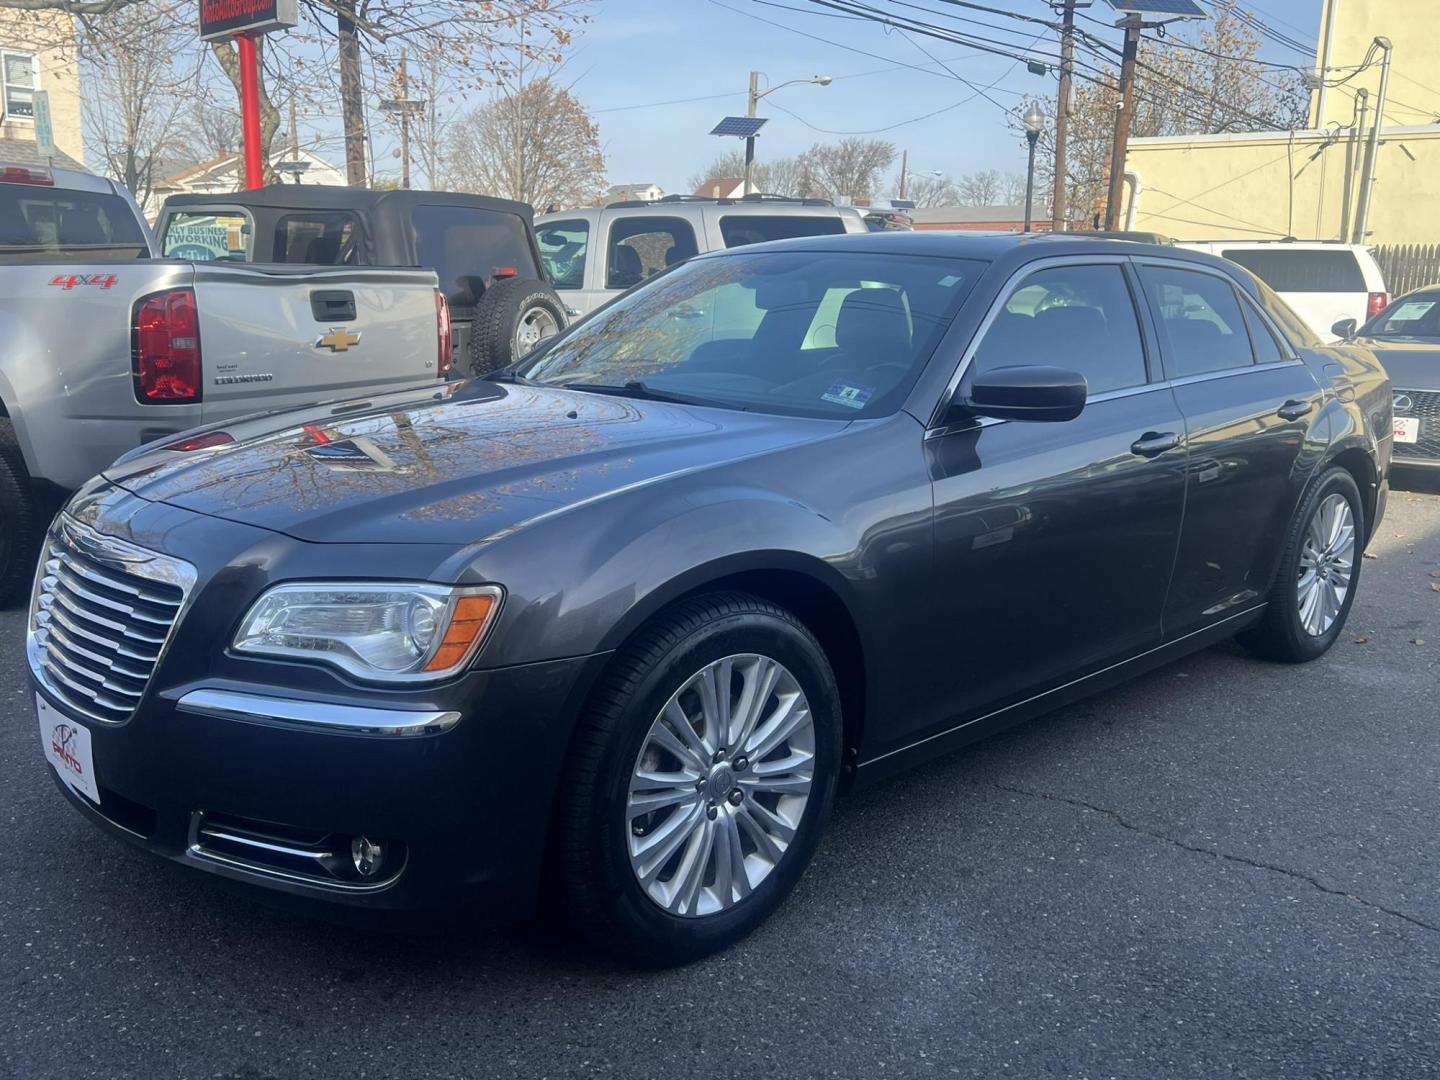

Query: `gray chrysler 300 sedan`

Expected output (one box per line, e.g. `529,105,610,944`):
29,233,1390,964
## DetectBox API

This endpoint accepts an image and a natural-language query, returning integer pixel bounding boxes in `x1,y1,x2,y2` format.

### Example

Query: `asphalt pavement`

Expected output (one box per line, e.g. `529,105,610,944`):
3,479,1439,1080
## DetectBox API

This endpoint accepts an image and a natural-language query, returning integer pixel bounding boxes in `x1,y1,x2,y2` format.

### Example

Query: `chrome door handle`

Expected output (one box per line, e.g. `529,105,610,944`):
1277,399,1314,420
1130,431,1181,458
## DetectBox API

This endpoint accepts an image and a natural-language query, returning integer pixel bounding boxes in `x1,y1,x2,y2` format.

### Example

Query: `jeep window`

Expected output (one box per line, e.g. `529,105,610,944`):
536,219,589,290
1,187,148,258
1221,249,1365,293
719,215,847,248
412,205,538,310
521,251,983,419
162,211,250,261
273,212,359,264
606,217,698,289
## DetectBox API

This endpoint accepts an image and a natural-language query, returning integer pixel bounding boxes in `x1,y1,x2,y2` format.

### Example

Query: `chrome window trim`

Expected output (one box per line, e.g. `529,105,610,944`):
927,253,1148,429
176,688,461,737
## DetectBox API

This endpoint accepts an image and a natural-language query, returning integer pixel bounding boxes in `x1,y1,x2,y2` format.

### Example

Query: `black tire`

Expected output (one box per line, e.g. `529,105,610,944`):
0,418,41,609
464,277,566,377
1238,466,1364,663
550,592,842,966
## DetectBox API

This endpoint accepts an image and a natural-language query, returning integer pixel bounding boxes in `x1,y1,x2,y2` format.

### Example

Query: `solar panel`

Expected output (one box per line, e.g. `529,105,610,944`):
1105,0,1205,17
710,116,768,138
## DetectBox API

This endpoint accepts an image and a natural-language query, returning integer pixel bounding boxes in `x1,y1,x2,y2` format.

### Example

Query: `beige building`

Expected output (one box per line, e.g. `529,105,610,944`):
1125,0,1440,245
0,9,84,166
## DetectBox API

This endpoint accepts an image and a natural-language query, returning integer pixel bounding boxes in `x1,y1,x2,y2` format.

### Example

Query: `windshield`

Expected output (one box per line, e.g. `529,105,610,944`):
517,250,984,418
1363,293,1440,340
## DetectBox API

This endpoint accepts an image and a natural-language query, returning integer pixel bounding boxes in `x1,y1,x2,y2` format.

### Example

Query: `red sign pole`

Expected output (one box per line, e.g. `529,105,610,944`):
236,32,264,189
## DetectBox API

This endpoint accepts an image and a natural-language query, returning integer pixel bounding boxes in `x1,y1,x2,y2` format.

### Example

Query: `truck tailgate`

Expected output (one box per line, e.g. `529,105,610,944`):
193,264,442,423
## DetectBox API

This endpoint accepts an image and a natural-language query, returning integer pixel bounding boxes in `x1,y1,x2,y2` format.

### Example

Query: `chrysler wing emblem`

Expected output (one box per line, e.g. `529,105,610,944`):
316,328,362,352
1393,392,1414,413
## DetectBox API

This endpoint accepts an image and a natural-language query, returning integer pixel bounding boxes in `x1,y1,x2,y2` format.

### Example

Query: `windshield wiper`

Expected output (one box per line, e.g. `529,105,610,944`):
561,380,729,408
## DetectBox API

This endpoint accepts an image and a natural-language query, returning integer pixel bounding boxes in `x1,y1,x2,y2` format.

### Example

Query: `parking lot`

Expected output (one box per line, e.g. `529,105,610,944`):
0,478,1433,1080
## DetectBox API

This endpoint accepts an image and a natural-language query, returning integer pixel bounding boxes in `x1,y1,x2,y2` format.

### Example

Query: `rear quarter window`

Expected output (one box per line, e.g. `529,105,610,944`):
719,215,848,248
1221,249,1365,293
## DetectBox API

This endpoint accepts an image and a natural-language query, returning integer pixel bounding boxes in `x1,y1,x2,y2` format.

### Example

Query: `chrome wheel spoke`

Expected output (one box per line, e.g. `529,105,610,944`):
1297,493,1355,638
626,652,814,917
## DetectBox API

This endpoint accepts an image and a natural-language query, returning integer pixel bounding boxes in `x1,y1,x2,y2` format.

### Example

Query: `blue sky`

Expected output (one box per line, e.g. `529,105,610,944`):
545,0,1326,196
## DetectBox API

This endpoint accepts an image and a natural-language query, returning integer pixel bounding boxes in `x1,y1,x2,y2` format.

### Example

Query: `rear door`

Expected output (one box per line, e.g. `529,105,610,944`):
1220,247,1367,341
1134,259,1326,638
593,211,701,310
536,215,602,318
195,266,441,423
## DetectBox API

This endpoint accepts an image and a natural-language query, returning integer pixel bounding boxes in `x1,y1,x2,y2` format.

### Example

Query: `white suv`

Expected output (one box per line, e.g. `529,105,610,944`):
1175,241,1388,342
537,195,868,317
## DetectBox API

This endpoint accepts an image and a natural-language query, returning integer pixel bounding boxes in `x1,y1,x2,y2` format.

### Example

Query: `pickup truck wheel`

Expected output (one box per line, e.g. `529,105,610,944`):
465,278,566,377
0,420,40,608
550,592,841,966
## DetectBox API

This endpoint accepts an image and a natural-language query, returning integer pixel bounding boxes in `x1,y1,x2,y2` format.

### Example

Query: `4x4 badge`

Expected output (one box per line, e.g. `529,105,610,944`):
315,328,361,352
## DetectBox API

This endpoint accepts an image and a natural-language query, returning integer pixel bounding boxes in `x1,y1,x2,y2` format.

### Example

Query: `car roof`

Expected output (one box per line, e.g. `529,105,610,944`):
539,201,860,223
163,184,532,220
687,229,1236,267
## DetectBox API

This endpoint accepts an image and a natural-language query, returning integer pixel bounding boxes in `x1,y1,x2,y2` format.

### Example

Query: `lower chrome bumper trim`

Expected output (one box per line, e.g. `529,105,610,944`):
175,688,461,737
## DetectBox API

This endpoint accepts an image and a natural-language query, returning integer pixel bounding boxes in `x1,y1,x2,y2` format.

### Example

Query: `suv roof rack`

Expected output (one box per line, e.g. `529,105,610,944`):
605,193,835,209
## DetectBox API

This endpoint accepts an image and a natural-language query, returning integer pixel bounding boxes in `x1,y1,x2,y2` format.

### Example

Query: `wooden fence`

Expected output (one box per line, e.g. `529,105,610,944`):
1373,244,1440,296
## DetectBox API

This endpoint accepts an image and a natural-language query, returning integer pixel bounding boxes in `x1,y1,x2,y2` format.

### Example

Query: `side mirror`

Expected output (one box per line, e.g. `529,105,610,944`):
1332,317,1358,340
957,365,1088,423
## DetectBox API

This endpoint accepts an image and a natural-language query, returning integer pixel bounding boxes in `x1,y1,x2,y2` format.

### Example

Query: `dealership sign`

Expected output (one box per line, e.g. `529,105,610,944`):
199,0,297,40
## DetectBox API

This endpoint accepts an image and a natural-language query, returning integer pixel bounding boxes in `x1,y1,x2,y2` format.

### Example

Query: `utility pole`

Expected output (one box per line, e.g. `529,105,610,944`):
1051,0,1077,231
898,149,909,201
1352,37,1393,244
1104,16,1141,230
289,98,299,162
381,48,426,190
745,70,760,196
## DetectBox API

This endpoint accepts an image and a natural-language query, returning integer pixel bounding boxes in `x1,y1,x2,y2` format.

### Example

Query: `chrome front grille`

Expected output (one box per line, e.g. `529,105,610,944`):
28,516,196,724
1392,388,1440,462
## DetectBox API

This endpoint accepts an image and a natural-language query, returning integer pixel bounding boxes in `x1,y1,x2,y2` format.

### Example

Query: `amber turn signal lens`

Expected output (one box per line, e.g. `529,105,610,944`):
422,593,500,672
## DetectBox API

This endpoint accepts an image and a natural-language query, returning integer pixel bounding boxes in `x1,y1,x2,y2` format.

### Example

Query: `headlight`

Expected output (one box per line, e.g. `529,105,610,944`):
233,583,503,682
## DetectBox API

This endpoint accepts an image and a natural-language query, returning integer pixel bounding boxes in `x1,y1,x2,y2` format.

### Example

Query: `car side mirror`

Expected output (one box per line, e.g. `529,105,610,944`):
1332,317,1358,340
955,365,1088,423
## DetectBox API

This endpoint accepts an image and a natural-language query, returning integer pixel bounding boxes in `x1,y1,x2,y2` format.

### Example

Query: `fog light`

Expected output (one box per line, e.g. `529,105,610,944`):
351,836,384,878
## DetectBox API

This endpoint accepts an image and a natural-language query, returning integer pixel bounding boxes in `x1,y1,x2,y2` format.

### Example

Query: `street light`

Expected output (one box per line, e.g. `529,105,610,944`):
1022,101,1045,233
743,72,832,195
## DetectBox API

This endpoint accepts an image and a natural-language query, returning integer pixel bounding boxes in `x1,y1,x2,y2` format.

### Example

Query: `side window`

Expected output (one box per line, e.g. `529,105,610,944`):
535,219,589,290
273,212,359,264
162,211,252,261
1240,299,1286,364
606,216,698,290
719,215,847,248
972,264,1148,394
1138,266,1255,378
413,205,537,309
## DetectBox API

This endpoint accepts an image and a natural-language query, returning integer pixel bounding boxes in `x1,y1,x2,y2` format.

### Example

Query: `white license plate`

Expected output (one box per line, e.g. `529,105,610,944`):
37,694,100,805
1394,417,1420,444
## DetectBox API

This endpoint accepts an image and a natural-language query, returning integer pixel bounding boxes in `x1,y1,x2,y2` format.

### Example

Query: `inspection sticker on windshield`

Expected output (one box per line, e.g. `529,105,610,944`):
822,382,874,409
37,694,99,805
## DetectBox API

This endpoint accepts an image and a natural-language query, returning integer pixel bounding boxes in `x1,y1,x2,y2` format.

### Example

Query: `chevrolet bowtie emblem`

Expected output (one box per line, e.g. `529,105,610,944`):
316,328,362,352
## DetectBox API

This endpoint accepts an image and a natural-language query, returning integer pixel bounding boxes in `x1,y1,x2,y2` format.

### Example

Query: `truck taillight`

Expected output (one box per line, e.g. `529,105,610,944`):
436,290,453,378
1367,291,1389,321
133,289,202,403
0,163,54,185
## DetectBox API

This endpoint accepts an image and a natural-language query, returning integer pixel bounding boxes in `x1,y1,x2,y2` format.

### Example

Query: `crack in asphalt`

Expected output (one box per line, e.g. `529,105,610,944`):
994,781,1440,935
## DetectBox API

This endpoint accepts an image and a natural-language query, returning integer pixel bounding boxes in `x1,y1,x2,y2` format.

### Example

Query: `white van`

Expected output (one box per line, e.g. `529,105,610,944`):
1175,241,1387,342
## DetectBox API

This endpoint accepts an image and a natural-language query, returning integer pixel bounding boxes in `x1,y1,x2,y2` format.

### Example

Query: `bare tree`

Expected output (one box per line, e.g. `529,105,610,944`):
902,173,959,208
188,99,244,161
1000,171,1029,205
78,2,195,206
955,169,1001,206
687,150,818,198
444,76,603,209
805,137,894,202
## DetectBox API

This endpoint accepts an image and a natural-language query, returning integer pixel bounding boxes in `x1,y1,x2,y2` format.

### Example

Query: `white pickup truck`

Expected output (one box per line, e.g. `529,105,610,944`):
0,163,451,604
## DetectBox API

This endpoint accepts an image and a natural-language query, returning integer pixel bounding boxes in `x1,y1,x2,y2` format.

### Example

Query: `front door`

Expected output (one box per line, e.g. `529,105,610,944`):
1134,260,1327,637
921,259,1189,739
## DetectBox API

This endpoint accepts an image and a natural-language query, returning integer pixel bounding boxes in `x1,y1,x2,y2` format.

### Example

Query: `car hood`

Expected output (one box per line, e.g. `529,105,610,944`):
104,381,838,545
1356,339,1440,390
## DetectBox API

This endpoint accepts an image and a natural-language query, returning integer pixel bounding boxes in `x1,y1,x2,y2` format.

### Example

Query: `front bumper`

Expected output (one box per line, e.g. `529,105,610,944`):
33,651,609,920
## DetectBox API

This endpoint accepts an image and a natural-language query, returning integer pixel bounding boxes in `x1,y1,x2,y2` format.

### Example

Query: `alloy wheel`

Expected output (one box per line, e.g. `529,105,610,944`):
625,654,815,918
514,305,560,357
1296,492,1356,637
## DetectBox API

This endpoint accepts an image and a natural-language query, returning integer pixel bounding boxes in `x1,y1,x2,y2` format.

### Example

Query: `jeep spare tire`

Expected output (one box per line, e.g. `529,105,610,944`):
466,277,567,377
